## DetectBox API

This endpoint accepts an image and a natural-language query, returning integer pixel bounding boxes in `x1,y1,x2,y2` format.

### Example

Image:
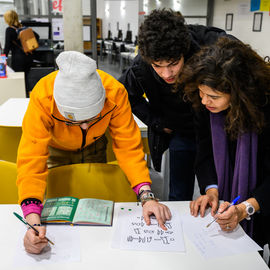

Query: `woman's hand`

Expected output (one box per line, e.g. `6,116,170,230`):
142,200,172,230
216,198,259,232
215,202,245,231
190,188,219,217
24,213,48,254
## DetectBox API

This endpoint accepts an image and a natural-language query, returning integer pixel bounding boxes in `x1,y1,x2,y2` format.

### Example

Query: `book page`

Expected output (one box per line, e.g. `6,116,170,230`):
41,197,79,223
181,212,262,259
73,198,114,226
112,206,185,252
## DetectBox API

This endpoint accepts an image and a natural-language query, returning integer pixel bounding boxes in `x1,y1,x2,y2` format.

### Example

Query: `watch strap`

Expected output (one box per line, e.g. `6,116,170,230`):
139,190,159,206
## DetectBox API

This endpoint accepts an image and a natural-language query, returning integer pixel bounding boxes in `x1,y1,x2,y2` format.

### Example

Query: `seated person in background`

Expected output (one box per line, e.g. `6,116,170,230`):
17,51,171,254
178,37,270,250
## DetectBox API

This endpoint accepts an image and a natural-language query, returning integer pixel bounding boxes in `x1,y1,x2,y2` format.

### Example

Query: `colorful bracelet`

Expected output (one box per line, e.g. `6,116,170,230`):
137,189,152,200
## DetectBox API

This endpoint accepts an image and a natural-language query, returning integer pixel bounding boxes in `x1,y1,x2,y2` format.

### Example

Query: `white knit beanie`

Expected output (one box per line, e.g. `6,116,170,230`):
53,51,105,121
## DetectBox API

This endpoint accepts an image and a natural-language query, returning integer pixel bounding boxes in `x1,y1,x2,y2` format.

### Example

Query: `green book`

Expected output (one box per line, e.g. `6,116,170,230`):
41,196,114,226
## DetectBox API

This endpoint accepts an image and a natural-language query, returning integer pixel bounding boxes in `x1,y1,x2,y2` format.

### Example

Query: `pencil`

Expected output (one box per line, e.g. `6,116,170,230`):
13,212,54,245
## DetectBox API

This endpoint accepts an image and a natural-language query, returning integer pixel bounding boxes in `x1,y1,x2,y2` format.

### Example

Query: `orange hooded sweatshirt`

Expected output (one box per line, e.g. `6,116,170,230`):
17,70,151,204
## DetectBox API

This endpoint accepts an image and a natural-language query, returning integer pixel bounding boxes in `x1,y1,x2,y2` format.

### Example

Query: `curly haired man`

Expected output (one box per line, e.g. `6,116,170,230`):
119,9,234,201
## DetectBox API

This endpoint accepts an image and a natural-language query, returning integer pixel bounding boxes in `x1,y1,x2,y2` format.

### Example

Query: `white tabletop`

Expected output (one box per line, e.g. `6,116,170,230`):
0,98,147,131
1,202,268,270
0,98,29,126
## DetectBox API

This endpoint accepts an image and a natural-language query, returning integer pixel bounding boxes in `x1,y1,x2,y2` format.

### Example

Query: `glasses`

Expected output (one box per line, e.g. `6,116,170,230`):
51,113,103,126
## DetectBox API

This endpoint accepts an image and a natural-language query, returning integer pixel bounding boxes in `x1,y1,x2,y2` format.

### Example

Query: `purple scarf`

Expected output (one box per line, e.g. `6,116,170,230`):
210,112,258,236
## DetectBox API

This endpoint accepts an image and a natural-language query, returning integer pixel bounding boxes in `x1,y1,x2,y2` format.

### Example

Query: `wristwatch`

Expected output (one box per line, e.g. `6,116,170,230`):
139,190,159,206
242,201,255,220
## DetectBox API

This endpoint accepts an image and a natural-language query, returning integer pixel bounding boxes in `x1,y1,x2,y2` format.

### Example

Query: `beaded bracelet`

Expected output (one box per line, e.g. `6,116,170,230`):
137,189,152,200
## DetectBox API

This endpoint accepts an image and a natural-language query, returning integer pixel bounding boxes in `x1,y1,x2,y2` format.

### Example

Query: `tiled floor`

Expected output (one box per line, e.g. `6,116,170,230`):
98,56,122,80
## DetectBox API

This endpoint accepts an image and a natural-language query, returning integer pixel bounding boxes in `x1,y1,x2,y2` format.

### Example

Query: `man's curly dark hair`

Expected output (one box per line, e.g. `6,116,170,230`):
138,9,191,63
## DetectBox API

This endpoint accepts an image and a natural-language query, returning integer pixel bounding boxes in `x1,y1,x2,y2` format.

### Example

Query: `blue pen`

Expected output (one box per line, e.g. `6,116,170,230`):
206,195,241,228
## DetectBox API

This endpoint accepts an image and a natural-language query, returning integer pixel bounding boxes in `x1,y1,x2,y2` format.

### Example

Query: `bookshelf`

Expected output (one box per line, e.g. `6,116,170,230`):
83,17,102,51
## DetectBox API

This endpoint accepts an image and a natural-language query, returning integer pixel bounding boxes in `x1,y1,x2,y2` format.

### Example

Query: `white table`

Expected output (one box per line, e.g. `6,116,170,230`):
0,72,26,105
0,98,147,134
0,98,29,126
1,202,268,270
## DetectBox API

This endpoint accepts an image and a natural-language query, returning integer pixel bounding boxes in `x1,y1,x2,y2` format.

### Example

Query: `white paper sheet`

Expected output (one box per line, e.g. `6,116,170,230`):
14,224,81,266
112,206,185,252
181,212,262,259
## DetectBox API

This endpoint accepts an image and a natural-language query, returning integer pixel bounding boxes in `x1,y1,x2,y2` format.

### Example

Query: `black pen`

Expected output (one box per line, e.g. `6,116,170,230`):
13,212,54,245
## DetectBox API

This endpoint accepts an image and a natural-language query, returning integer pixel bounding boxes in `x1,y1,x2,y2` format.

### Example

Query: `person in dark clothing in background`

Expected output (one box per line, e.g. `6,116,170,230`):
119,9,234,201
3,10,39,96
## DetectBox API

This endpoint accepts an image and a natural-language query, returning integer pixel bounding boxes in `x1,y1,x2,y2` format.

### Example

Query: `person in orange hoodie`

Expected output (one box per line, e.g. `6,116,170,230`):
17,51,171,254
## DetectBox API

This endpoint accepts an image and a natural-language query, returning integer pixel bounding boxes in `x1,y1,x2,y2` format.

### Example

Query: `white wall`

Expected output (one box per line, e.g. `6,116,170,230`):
213,0,270,57
103,0,138,41
143,0,207,16
0,0,15,50
82,0,105,19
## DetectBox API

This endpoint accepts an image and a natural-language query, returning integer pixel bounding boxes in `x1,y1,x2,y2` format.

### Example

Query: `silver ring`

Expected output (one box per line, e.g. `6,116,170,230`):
226,224,231,230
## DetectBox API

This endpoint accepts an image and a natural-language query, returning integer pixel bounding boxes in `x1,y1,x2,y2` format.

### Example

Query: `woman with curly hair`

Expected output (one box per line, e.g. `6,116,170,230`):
178,37,270,250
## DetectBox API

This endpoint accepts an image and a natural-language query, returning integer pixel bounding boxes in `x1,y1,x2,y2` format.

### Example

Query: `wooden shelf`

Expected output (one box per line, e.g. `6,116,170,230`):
83,17,102,50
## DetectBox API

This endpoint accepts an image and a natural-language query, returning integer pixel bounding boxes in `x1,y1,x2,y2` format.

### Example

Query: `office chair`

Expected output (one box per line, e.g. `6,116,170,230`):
106,30,112,40
115,29,123,41
26,66,55,96
134,35,138,46
46,163,137,202
124,30,132,44
0,126,22,163
0,161,18,204
111,42,120,64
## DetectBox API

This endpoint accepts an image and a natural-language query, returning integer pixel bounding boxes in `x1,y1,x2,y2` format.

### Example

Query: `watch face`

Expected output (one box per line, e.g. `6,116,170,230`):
247,206,254,215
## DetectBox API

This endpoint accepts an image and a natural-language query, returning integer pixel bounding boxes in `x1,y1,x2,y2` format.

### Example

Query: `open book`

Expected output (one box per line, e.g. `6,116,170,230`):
41,196,114,226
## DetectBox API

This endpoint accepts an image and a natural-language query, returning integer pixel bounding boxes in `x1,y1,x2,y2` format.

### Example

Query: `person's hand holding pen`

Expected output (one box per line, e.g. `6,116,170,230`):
214,198,260,232
24,213,48,254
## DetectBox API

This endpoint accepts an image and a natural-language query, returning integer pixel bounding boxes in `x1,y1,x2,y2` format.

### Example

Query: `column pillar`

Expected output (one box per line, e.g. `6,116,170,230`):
63,0,83,52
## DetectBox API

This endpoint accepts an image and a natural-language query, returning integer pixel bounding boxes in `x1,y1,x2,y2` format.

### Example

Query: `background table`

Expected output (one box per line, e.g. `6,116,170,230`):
0,73,26,105
0,98,147,132
0,202,268,270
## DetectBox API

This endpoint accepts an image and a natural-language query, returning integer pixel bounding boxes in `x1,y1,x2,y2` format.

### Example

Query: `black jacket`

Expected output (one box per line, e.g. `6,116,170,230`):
4,26,39,72
119,25,230,171
194,105,270,246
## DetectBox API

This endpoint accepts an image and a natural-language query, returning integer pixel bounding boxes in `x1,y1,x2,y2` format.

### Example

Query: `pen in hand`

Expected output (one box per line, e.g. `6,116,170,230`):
206,195,241,228
13,212,54,245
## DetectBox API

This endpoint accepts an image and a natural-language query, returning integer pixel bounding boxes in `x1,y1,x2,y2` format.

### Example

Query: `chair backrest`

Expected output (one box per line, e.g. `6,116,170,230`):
46,163,137,202
105,128,116,162
0,161,18,204
26,67,55,94
0,126,22,163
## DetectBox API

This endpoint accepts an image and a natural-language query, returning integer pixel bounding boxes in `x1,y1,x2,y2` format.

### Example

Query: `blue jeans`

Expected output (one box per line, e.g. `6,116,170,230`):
169,134,196,201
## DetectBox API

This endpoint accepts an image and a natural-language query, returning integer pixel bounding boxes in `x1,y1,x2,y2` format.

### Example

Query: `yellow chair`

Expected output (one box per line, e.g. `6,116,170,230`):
0,126,22,163
46,163,137,202
105,128,150,165
105,128,117,163
0,160,18,204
